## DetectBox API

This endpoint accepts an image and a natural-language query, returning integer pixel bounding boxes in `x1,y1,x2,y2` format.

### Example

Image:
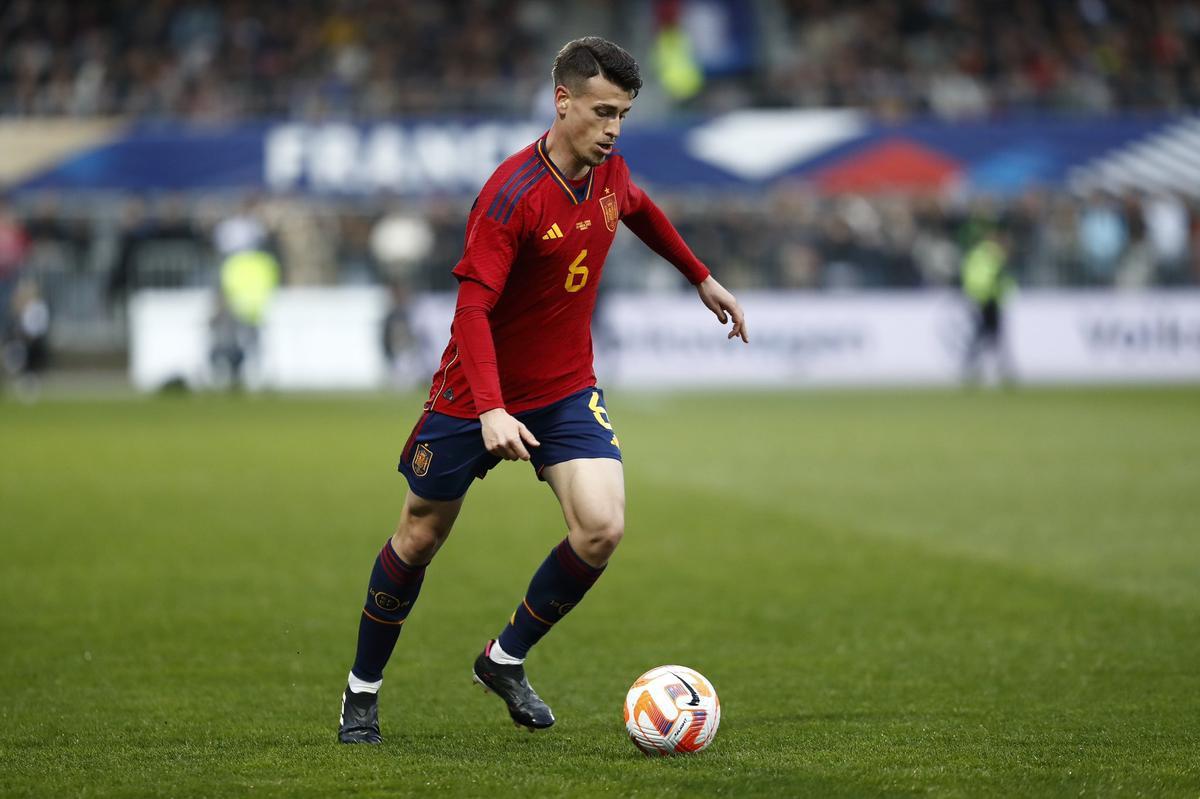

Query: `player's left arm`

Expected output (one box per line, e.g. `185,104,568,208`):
622,178,748,343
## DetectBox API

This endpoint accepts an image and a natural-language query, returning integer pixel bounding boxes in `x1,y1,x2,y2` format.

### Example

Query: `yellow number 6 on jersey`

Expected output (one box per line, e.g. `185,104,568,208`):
565,249,589,293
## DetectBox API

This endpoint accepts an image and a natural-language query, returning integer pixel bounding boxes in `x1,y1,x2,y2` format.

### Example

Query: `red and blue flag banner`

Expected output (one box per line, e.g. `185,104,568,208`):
9,112,1200,198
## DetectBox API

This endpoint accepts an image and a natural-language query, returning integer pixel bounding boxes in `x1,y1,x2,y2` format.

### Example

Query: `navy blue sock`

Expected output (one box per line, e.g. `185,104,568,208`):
497,538,605,659
350,540,426,683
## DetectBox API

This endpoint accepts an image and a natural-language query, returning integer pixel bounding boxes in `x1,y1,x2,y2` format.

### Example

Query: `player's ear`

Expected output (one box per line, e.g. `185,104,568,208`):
554,85,571,118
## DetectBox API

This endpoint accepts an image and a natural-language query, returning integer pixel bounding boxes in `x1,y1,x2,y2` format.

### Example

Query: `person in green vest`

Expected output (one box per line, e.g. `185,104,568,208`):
221,249,279,327
653,0,704,104
961,228,1016,385
212,248,280,390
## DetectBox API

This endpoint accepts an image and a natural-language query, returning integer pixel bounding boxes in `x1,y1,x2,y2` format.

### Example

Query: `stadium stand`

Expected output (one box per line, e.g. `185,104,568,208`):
1,0,1198,358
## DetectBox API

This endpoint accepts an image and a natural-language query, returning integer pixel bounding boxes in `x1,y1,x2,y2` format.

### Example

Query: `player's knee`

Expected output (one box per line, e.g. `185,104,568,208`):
575,513,624,560
392,520,449,564
393,494,459,563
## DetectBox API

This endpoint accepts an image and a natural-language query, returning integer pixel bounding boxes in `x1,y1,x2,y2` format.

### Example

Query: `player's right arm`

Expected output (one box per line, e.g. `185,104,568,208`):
453,280,541,460
450,175,541,461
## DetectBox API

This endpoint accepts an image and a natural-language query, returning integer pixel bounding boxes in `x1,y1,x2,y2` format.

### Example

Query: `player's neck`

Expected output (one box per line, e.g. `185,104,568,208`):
543,128,591,181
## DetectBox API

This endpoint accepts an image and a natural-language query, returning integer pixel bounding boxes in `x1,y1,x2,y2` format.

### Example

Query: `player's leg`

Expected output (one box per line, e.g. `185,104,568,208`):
341,409,495,744
473,388,624,729
350,490,464,691
545,457,626,566
339,490,464,744
472,459,623,729
494,457,623,658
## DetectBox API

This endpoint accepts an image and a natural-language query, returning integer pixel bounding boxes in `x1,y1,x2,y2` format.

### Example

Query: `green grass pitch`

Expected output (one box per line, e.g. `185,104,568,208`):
1,387,1198,797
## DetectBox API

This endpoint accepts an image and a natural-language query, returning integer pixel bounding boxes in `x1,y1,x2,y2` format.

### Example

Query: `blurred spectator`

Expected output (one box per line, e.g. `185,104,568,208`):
210,200,280,390
213,197,267,258
1116,193,1155,288
1143,192,1190,283
23,193,88,260
380,281,422,389
1078,191,1127,284
960,228,1016,385
108,196,211,305
0,199,31,336
653,0,705,104
2,276,50,394
369,207,434,285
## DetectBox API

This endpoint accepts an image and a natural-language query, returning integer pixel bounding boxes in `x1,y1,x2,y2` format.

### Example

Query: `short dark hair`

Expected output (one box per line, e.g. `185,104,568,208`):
552,37,642,98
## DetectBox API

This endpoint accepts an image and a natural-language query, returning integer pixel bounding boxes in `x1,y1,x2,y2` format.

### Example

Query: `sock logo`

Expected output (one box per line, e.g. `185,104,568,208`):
372,590,401,612
550,600,576,616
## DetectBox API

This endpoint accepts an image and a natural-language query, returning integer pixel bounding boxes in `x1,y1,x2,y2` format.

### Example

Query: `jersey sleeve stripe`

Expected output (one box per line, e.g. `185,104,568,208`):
486,155,542,222
500,165,547,224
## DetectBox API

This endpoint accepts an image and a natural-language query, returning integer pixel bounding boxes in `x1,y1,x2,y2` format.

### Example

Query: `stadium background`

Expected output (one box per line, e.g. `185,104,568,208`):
1,1,1198,797
0,0,1198,387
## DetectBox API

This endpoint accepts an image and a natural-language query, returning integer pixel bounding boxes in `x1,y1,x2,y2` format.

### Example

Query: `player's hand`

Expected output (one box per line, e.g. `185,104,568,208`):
479,408,541,461
696,276,749,343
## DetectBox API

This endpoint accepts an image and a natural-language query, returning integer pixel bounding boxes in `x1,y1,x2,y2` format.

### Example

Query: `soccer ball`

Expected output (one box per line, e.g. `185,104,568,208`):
623,665,720,756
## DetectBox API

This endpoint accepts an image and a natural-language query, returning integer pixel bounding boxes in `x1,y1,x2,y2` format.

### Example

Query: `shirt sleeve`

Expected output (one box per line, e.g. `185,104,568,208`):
451,180,531,293
621,173,711,286
451,277,505,414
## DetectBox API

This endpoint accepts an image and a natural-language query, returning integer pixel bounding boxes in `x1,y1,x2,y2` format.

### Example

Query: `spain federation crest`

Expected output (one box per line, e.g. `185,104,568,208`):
600,190,619,232
412,443,433,477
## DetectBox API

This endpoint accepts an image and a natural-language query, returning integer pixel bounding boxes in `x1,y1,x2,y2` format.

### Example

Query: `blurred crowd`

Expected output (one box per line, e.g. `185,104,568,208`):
0,0,571,119
3,184,1198,378
763,0,1200,118
665,186,1199,290
2,0,1198,120
5,185,1197,300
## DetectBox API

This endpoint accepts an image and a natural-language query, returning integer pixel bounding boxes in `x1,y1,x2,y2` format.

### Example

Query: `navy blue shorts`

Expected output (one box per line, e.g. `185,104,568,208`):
398,386,622,501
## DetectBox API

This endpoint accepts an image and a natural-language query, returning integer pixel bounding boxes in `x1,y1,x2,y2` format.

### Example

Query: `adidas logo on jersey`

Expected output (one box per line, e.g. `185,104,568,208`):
542,223,564,240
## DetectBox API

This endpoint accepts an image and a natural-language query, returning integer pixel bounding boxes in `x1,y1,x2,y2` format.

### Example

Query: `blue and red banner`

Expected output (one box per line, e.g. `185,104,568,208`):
10,111,1200,198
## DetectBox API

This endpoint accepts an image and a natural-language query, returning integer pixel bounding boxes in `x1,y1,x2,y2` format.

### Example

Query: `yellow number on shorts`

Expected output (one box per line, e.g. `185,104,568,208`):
564,249,589,293
588,390,613,430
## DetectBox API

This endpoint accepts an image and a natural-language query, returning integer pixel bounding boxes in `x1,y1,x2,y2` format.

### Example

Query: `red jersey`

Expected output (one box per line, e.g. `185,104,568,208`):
425,135,710,418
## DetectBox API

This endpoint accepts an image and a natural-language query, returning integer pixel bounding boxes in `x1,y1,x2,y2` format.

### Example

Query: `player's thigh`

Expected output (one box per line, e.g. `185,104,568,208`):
542,457,626,538
399,488,465,536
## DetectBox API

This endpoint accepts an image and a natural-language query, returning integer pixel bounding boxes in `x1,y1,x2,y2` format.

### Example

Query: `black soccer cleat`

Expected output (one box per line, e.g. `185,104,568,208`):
338,687,383,744
472,643,555,730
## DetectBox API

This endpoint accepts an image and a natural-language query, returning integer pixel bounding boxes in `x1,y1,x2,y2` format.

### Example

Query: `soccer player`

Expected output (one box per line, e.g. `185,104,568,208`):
338,36,748,743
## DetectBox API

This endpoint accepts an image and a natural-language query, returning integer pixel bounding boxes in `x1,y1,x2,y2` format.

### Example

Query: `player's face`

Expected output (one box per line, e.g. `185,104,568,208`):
557,76,634,169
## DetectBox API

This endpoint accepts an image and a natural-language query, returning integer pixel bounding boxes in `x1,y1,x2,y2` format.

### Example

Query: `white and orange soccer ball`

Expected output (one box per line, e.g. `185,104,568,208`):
623,665,720,756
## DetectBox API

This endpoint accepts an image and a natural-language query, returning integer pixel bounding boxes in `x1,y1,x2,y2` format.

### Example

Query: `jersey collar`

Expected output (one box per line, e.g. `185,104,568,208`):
536,136,594,206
